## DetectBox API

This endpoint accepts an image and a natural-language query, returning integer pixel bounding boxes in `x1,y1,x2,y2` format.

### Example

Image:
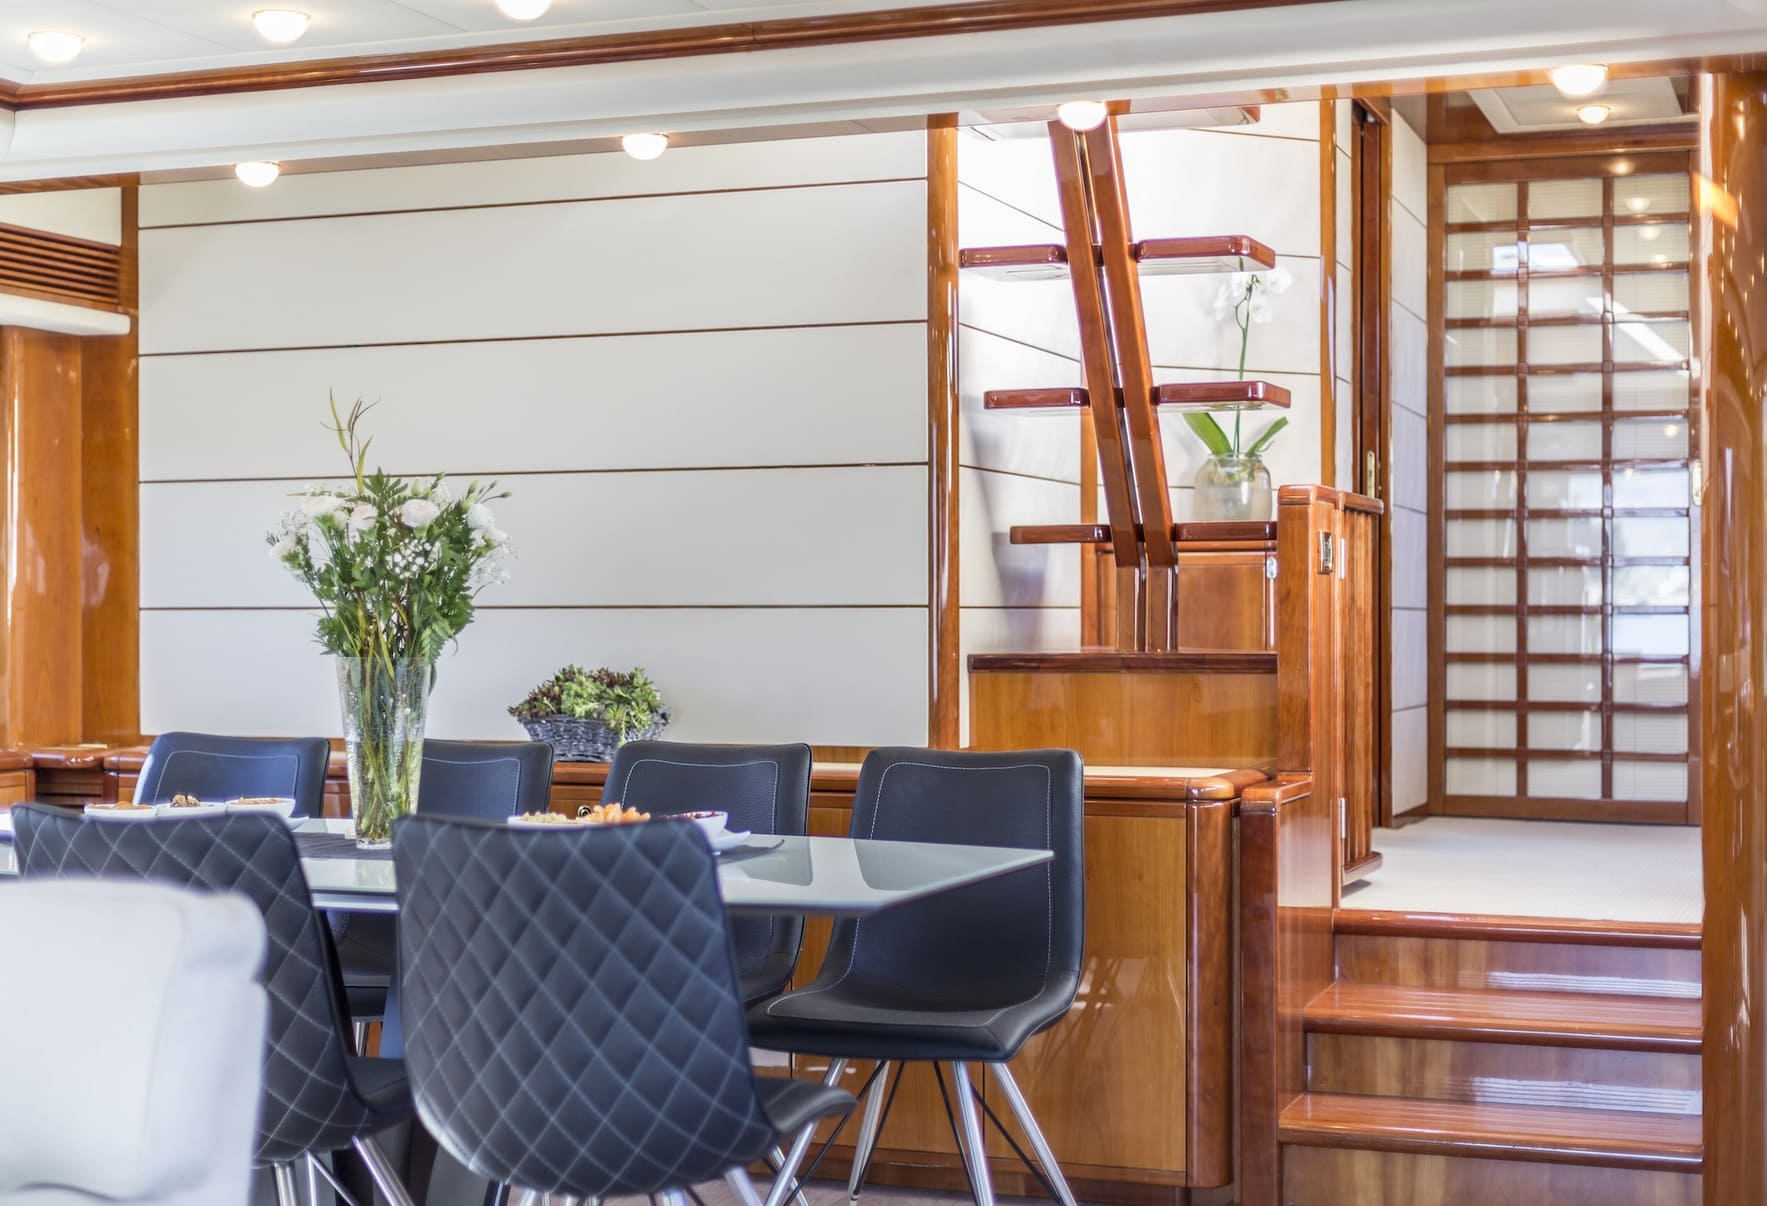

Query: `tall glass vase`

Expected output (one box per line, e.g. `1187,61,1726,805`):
337,657,430,849
1193,453,1274,522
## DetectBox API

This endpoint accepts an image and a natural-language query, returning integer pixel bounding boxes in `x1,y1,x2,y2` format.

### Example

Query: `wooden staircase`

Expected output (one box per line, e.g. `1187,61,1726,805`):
1278,911,1703,1205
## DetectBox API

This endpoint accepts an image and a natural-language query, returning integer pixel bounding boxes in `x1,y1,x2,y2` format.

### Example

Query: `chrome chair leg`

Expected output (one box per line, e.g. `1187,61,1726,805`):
848,1061,893,1203
655,1191,690,1206
352,1020,370,1056
726,1167,766,1206
949,1063,996,1206
990,1062,1078,1206
303,1154,327,1206
350,1135,418,1206
273,1163,302,1206
765,1147,812,1206
304,1154,363,1206
763,1058,846,1206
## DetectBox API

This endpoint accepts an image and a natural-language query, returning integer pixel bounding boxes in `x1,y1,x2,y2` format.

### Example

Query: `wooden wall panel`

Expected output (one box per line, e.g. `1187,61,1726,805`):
80,183,139,744
928,116,960,748
0,327,84,748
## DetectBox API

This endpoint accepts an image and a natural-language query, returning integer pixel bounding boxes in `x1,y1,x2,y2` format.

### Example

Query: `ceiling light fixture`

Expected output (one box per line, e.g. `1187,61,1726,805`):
495,0,551,18
252,10,310,43
1577,104,1611,126
27,30,84,64
621,133,669,161
1550,63,1608,98
1055,100,1110,131
234,160,282,188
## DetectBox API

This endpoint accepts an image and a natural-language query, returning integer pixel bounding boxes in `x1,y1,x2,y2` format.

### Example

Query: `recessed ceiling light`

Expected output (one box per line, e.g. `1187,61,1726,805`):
1550,64,1608,98
27,31,84,65
235,161,282,188
621,133,669,161
1577,104,1611,126
495,0,550,18
1055,100,1110,131
252,10,310,43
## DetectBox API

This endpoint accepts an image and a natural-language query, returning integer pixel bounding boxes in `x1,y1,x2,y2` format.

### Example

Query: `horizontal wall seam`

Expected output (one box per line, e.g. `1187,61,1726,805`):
139,176,930,230
958,464,1080,488
957,322,1077,363
955,181,1062,235
142,604,931,612
139,317,926,357
141,460,930,485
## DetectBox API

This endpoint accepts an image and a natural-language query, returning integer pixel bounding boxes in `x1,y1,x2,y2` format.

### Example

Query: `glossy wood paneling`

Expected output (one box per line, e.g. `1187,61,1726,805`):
1305,982,1700,1051
1310,1033,1701,1115
1341,505,1380,878
1185,797,1234,1186
1176,550,1277,653
986,813,1189,1176
1283,1144,1701,1206
1320,100,1339,486
0,328,84,748
80,184,139,745
1332,932,1702,1000
928,117,960,748
1280,1093,1702,1171
1335,909,1702,949
1239,775,1335,1206
968,665,1277,767
1699,69,1767,1206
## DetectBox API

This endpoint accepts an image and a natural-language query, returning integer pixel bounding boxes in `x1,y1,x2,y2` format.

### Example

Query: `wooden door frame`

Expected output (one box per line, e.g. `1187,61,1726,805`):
1351,97,1396,825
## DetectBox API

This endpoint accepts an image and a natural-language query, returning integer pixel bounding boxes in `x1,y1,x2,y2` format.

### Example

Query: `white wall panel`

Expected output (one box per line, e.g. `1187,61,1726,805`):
1391,705,1429,814
1391,304,1428,417
1392,209,1429,321
959,468,1081,609
1144,255,1321,376
141,606,929,745
954,131,1062,231
140,179,927,353
1234,101,1322,143
139,132,928,227
1392,608,1428,710
958,276,1080,362
958,183,1062,246
1391,112,1429,227
1390,405,1428,514
140,324,926,480
958,327,1080,484
0,188,122,245
1122,128,1321,257
1391,505,1428,610
142,465,927,609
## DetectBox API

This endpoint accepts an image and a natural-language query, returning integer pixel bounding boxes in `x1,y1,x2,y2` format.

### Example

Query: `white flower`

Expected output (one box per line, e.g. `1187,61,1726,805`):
1248,294,1277,325
347,503,377,536
1211,282,1239,323
466,502,496,532
399,498,441,528
302,493,347,519
1260,265,1294,295
270,533,296,559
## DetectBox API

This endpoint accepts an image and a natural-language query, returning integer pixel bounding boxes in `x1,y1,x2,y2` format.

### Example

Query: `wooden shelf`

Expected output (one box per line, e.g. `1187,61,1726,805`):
1011,523,1113,546
984,380,1290,412
1155,380,1291,411
959,234,1277,280
1012,520,1279,548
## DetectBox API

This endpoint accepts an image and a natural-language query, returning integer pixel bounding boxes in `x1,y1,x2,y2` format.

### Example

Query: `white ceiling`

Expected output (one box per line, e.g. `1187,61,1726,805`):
0,0,973,83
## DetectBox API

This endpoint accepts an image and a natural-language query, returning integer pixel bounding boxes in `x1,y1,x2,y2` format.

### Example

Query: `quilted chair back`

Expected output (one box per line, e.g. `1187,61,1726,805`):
393,814,777,1199
11,804,372,1167
826,747,1086,1011
134,732,331,817
419,739,554,821
603,740,811,999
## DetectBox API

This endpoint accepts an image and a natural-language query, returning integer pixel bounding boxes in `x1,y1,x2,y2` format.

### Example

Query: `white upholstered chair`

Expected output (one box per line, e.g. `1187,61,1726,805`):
0,878,267,1206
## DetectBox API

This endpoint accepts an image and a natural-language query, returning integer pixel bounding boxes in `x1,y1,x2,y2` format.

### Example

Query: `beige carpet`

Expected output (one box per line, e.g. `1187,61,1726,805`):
1339,817,1702,924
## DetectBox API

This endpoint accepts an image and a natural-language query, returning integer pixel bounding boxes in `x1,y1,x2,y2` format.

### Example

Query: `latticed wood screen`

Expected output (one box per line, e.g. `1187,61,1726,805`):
1434,151,1699,823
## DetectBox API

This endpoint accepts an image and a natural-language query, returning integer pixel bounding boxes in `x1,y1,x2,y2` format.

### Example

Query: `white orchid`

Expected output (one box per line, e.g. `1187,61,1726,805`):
399,497,441,528
1190,261,1296,461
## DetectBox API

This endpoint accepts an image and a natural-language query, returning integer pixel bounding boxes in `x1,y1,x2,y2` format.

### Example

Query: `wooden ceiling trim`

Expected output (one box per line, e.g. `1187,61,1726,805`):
3,0,1337,111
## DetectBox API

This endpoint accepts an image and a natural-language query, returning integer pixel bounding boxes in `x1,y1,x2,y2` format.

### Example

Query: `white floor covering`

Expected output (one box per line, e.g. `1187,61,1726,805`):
1339,816,1703,924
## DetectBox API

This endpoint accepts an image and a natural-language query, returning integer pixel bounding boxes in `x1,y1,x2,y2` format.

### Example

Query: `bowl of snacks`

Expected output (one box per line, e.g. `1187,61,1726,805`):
664,809,730,840
225,796,299,822
153,793,227,818
84,802,159,822
577,803,652,826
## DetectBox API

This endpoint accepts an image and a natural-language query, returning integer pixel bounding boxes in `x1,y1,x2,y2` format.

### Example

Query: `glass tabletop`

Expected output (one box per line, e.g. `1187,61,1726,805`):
0,815,1052,918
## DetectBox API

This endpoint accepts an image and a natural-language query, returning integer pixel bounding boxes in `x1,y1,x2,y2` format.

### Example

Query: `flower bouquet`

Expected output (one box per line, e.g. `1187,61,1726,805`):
1184,265,1293,521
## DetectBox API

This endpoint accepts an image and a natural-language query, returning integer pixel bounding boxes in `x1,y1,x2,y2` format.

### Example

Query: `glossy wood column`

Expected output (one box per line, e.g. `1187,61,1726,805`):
0,327,84,747
1700,70,1767,1206
81,184,140,743
927,118,960,747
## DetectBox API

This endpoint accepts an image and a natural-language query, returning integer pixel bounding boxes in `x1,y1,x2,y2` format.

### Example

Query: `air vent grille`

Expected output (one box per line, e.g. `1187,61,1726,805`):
0,222,120,309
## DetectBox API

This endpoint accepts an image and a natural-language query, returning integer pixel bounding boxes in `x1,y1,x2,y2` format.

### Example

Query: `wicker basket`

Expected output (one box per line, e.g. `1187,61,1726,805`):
518,708,671,763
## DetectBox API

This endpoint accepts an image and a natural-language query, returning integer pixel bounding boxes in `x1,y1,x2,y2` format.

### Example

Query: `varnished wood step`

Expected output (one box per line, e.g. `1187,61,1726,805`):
1280,1093,1703,1172
1305,983,1701,1052
959,234,1277,280
982,380,1290,411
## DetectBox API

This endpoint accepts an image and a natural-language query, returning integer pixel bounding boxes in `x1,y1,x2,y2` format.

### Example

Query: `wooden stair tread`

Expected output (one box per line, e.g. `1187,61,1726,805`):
1280,1093,1703,1171
1306,982,1701,1051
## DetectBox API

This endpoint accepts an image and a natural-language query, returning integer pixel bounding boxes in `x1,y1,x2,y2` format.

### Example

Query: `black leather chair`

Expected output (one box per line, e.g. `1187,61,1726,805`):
337,739,555,1031
745,747,1085,1206
603,740,812,1002
132,732,331,816
393,813,855,1206
11,805,417,1206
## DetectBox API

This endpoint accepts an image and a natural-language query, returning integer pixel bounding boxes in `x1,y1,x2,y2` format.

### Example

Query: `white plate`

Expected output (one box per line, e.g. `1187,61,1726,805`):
83,804,159,822
152,802,228,818
506,815,593,830
709,829,752,853
225,798,298,821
